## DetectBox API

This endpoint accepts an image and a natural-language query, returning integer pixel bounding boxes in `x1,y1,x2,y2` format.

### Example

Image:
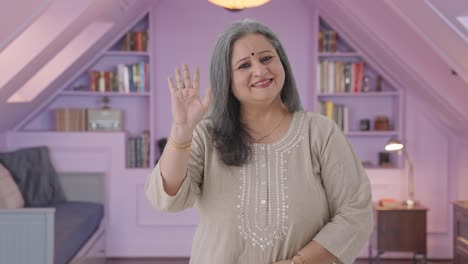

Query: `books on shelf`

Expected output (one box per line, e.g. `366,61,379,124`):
319,30,337,52
54,108,87,131
126,130,150,169
89,62,149,93
119,31,149,52
318,101,349,133
378,198,401,208
317,60,364,94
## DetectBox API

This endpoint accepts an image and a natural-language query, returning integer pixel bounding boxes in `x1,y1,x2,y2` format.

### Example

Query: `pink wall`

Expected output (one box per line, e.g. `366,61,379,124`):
152,0,315,140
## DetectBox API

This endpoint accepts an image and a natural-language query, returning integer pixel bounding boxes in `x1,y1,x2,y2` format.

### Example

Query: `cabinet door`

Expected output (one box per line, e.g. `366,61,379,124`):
378,210,426,252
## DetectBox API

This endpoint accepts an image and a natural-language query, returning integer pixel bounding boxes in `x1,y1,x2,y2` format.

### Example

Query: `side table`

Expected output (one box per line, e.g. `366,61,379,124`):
368,203,428,264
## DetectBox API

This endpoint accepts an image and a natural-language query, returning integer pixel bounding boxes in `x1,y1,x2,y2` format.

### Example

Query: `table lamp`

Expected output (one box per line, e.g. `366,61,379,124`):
385,139,415,207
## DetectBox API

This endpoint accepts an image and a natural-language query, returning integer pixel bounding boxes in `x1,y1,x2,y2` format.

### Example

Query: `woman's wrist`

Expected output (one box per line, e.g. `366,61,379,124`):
169,123,194,144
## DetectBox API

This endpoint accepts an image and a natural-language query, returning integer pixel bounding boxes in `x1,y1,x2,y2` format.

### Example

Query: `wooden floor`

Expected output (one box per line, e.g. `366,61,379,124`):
105,258,453,264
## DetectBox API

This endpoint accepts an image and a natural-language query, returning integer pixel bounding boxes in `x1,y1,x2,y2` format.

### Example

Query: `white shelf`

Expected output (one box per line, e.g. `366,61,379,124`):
103,51,149,56
317,92,399,97
345,131,399,137
60,91,150,97
318,52,361,57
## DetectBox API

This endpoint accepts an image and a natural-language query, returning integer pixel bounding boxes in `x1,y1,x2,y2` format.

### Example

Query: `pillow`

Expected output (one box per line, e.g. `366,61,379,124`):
0,163,25,209
0,146,67,207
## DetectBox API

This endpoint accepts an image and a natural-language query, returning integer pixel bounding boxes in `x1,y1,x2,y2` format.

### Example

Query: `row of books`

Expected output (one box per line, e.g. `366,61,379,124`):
54,108,87,131
119,31,149,52
318,101,349,133
318,30,337,52
89,62,149,93
126,131,150,168
317,60,365,94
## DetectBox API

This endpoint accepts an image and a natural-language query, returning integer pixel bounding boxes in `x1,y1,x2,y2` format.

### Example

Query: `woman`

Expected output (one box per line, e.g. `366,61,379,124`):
145,19,373,264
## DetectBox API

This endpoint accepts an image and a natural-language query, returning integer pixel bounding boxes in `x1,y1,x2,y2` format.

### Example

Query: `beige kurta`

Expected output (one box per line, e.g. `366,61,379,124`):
145,111,373,264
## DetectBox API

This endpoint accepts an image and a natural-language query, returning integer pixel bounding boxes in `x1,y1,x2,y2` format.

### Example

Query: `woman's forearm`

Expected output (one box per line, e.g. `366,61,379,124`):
296,240,337,264
159,124,194,196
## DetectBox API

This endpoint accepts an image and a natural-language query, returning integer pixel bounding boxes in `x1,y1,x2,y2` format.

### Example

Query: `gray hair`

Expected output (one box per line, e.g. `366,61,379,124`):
207,19,302,166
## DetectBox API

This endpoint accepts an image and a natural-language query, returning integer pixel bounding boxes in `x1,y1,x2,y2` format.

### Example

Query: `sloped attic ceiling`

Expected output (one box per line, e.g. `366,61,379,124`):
0,0,153,132
387,0,468,84
309,0,468,135
1,0,467,135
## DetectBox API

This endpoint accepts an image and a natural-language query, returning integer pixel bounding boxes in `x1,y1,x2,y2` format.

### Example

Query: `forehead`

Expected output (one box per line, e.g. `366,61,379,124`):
231,33,275,58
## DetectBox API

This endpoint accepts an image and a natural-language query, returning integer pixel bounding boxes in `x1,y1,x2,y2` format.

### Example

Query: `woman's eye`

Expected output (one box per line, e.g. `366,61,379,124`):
238,63,250,69
261,56,273,63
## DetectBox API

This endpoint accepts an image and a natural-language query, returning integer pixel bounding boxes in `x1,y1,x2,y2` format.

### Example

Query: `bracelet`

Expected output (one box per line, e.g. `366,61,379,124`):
292,253,305,264
167,138,192,151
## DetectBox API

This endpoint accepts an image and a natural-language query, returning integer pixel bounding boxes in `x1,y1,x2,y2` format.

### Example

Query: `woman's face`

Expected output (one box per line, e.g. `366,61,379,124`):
230,34,285,107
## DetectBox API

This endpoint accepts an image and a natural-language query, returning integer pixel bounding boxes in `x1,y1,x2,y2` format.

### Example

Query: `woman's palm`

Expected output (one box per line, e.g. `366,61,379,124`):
169,65,212,129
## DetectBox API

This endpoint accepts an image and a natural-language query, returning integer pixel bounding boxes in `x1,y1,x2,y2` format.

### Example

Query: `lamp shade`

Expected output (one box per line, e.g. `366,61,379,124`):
385,138,404,152
208,0,270,10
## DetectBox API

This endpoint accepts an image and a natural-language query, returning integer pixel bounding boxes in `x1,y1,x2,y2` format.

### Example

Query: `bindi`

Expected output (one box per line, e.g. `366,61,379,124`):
251,52,255,56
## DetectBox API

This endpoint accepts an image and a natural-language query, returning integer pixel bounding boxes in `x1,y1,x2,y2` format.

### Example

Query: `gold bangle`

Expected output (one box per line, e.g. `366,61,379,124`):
167,138,191,151
292,254,306,264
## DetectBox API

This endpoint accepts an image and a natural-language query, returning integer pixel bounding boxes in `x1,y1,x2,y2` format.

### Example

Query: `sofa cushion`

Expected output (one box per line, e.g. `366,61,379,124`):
0,146,67,207
0,163,24,208
52,201,104,264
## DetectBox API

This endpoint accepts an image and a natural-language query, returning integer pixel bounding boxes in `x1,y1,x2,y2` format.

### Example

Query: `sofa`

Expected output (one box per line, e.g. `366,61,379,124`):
0,146,105,264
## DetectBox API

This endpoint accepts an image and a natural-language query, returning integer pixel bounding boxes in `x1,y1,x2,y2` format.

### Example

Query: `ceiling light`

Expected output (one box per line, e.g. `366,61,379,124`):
208,0,270,10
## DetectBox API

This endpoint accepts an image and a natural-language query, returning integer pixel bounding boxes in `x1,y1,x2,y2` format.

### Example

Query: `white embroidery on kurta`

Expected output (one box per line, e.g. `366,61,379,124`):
237,113,305,249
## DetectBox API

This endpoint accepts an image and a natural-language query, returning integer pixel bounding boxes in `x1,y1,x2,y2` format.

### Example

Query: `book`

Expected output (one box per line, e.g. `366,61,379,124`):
378,198,400,208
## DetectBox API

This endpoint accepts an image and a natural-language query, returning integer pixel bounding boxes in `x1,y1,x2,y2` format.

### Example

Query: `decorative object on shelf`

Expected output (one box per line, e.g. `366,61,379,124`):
362,76,370,92
376,75,383,92
374,115,390,131
378,152,391,168
72,85,87,91
87,109,123,131
385,138,415,207
101,96,110,109
208,0,270,10
359,119,370,131
87,97,123,131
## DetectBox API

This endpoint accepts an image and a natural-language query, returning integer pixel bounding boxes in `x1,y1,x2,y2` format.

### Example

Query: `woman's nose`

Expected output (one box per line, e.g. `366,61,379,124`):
252,61,267,76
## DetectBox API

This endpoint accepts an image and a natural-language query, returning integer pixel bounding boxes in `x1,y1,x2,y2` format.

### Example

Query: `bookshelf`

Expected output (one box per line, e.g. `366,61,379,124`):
316,17,402,169
19,13,153,169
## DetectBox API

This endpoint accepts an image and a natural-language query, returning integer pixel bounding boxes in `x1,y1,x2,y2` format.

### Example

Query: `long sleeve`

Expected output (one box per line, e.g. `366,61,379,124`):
145,124,205,212
311,119,373,264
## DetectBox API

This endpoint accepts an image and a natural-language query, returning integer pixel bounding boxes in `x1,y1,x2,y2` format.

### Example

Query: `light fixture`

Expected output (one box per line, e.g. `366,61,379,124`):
385,138,415,208
208,0,270,10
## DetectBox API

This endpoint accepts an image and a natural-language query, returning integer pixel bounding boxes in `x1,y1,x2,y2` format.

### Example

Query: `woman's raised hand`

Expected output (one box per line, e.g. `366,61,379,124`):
168,64,212,132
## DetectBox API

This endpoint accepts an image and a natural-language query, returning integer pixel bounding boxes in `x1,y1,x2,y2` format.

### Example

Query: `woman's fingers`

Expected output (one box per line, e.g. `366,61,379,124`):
192,66,200,92
182,64,192,89
168,76,176,94
174,67,184,90
170,64,201,99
